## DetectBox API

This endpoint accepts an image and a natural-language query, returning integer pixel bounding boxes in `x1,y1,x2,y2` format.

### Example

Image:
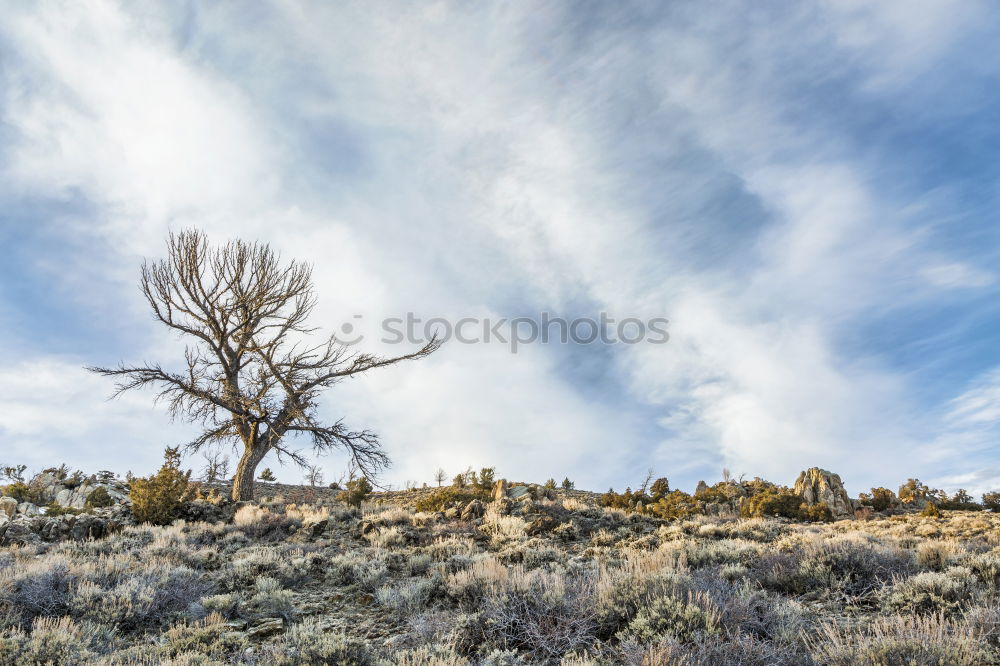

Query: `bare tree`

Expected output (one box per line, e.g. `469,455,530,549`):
89,229,439,500
200,450,231,483
304,464,324,487
434,468,447,487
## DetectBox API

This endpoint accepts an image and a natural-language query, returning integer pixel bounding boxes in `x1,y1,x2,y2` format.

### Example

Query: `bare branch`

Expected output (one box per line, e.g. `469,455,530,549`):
87,228,438,500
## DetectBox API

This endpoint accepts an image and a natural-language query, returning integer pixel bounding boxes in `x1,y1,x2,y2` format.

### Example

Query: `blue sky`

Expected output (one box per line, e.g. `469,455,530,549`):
1,1,999,494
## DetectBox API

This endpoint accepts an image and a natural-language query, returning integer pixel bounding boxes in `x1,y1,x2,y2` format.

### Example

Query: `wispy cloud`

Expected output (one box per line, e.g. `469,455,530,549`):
1,1,998,493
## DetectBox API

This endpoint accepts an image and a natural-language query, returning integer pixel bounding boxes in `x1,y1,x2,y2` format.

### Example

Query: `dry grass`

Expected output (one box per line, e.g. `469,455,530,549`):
3,500,1000,664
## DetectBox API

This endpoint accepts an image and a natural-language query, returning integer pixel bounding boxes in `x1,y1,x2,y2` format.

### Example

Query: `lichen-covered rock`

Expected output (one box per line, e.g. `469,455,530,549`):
492,479,509,502
0,496,17,517
507,485,530,501
794,467,853,517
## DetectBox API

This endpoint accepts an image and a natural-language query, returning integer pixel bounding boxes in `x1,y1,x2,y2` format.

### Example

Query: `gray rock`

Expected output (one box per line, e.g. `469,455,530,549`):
0,497,16,517
0,519,40,547
54,488,74,507
695,480,709,496
17,502,41,517
507,485,530,500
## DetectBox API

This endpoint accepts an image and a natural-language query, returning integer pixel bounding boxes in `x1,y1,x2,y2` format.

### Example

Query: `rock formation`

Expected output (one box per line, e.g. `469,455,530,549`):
794,467,854,517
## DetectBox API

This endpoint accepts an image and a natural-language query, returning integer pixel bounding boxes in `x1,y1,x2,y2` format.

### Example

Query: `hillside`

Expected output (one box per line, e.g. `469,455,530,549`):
2,469,1000,665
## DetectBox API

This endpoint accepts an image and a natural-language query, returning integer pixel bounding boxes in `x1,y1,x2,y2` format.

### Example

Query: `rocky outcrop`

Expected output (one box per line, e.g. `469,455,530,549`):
0,497,17,517
0,508,128,547
794,468,854,518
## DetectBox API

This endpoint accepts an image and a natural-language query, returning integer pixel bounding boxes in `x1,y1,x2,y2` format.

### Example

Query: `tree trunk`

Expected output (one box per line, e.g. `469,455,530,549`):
232,444,268,501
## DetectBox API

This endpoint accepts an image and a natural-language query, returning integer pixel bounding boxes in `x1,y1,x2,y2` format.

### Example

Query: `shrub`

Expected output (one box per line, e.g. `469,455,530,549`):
473,570,596,662
1,480,47,505
260,617,376,665
939,489,982,511
0,617,104,665
649,478,670,501
899,478,933,504
622,593,719,643
982,491,1000,513
883,569,974,615
599,487,650,512
799,502,834,523
811,613,988,666
561,478,575,490
338,477,373,507
921,503,941,518
648,490,698,520
84,487,114,510
544,478,557,490
45,501,82,516
415,487,487,512
740,487,800,519
232,505,300,541
258,468,276,482
477,468,496,490
2,556,78,624
129,447,193,525
0,465,27,483
859,487,896,511
245,576,296,621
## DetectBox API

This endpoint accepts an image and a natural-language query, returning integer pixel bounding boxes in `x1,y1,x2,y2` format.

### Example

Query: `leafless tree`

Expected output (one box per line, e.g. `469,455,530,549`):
200,450,231,483
434,468,447,487
304,464,324,487
88,229,439,500
639,468,655,494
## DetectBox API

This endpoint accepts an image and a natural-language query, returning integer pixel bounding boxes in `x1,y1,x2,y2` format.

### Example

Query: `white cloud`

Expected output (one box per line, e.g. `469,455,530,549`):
0,0,995,494
920,263,996,289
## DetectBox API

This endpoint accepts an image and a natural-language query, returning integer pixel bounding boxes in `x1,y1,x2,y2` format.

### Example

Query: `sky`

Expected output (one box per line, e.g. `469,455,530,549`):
1,1,999,495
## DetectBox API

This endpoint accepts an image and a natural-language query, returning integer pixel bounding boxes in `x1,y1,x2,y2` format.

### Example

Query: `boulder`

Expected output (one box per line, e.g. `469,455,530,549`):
695,480,709,496
794,468,853,518
70,515,110,540
460,499,484,521
54,488,73,507
508,485,530,501
246,618,284,640
0,497,16,517
492,480,509,502
18,502,41,517
0,519,40,547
